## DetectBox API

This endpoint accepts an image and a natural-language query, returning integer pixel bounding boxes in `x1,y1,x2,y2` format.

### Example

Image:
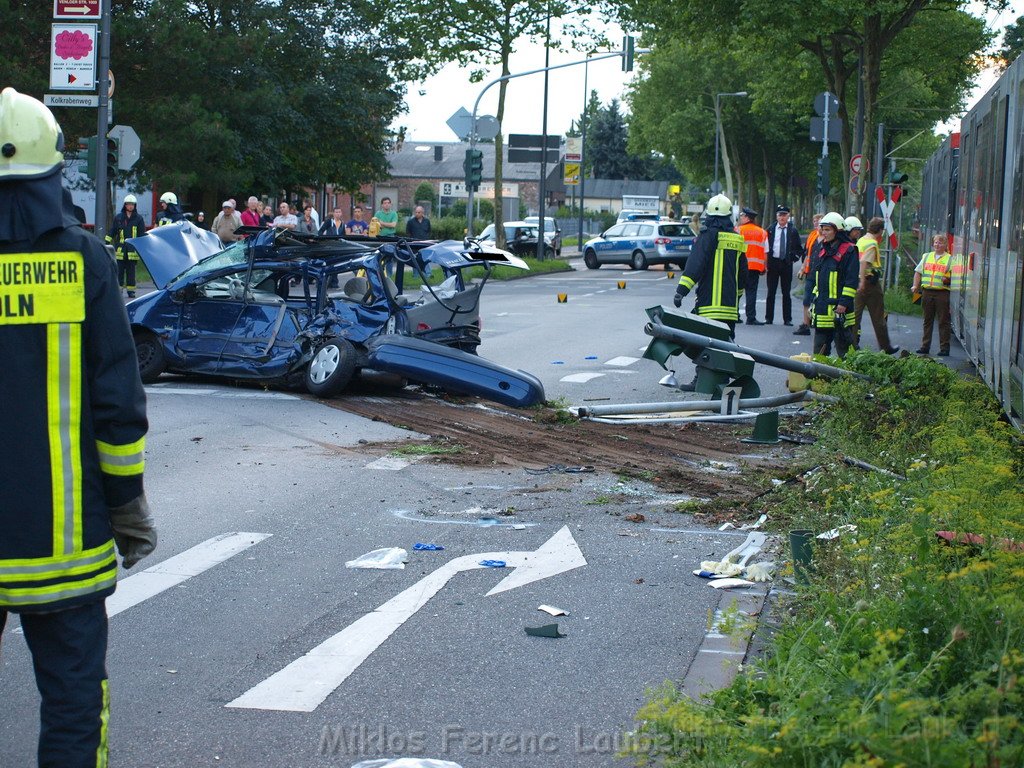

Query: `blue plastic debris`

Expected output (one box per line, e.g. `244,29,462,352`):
413,543,445,551
584,355,598,360
551,361,564,365
479,560,507,568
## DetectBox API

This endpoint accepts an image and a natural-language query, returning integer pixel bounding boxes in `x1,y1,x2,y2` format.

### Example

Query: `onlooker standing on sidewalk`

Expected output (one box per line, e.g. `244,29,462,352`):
295,204,318,234
794,212,823,335
854,217,899,354
240,196,262,228
212,200,242,245
764,205,803,325
912,234,953,356
272,202,297,230
406,205,432,238
259,202,274,227
303,199,320,232
319,206,346,235
345,205,369,235
374,197,398,237
737,207,768,325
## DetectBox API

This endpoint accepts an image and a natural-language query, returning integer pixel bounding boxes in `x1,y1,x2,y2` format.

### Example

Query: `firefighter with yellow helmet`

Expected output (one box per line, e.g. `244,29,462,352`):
107,193,146,297
0,87,155,766
156,190,184,225
807,211,860,356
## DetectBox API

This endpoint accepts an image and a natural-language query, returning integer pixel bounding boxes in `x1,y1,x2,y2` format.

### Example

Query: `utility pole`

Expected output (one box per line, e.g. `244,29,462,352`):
93,0,112,240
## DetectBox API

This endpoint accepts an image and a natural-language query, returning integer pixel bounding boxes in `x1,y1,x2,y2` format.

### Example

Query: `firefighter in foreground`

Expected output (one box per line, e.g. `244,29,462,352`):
806,211,859,356
673,194,748,389
0,87,156,767
107,193,146,298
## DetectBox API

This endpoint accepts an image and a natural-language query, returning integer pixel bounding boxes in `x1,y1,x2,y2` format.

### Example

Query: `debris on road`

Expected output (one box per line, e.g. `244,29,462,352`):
479,559,506,568
524,464,595,474
525,623,566,638
538,605,568,616
719,513,767,531
841,455,906,480
412,543,444,551
624,513,646,523
700,531,765,576
708,577,757,589
744,561,776,582
345,548,408,569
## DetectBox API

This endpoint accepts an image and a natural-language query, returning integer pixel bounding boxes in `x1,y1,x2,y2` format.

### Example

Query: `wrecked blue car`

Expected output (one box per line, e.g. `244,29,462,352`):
125,223,545,407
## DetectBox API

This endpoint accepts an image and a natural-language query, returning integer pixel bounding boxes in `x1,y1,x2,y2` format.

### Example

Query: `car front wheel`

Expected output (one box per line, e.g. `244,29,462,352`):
631,250,649,270
305,338,357,397
133,330,165,384
583,249,600,270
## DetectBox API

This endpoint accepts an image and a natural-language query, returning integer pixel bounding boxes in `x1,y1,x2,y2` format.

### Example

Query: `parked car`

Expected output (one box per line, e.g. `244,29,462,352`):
582,220,696,270
523,216,562,256
616,209,660,224
124,223,545,407
477,221,554,258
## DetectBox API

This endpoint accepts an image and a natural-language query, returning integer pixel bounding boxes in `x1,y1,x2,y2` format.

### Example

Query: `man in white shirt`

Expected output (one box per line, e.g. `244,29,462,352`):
272,201,297,230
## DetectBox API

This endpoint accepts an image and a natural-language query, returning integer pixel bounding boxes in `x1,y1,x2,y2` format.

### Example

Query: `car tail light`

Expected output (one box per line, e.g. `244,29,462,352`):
417,322,431,331
654,237,670,245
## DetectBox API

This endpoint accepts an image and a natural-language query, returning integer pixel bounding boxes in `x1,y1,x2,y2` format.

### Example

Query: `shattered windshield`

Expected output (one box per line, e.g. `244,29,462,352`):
171,241,248,284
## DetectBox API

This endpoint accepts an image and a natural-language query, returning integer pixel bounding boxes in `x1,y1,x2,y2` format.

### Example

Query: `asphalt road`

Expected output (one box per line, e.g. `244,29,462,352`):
0,258,959,768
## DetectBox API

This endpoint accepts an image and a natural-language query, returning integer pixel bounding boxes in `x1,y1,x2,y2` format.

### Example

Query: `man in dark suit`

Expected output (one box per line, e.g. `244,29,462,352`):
764,205,803,325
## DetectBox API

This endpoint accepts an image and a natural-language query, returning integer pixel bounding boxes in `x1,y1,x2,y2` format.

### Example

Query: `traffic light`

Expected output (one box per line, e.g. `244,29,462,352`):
463,148,483,190
816,156,830,196
82,135,98,179
889,169,908,185
622,35,635,72
105,135,120,177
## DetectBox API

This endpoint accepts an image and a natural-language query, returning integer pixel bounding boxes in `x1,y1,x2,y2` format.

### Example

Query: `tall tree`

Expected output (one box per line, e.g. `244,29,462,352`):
377,1,596,245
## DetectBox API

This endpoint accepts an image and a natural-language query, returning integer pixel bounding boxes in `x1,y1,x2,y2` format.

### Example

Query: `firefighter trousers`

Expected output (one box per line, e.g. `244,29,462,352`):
854,280,893,351
0,601,109,767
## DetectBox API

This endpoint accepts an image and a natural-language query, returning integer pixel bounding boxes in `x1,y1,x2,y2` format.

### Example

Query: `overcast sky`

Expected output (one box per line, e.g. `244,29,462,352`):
396,3,1022,145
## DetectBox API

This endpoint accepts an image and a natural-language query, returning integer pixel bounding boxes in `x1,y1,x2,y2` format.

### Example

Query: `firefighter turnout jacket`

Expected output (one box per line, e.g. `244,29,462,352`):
106,205,146,260
738,222,768,273
0,225,148,612
677,219,748,322
809,236,859,329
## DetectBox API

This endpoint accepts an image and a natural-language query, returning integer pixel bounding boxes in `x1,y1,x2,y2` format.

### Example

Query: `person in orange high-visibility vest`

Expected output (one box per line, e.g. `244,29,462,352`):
912,234,953,356
737,207,768,325
793,212,823,336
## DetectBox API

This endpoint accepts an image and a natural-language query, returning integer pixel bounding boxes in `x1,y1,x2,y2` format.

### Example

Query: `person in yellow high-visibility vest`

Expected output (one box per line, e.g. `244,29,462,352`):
912,234,953,356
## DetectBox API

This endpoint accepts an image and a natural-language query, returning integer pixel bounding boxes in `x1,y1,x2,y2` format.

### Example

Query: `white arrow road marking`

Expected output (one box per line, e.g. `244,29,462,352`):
106,532,272,618
226,526,586,712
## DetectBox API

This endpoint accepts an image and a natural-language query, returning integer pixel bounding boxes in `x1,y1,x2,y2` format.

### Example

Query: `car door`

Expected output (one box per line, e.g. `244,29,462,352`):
636,223,657,258
595,224,626,262
175,269,249,374
614,223,642,259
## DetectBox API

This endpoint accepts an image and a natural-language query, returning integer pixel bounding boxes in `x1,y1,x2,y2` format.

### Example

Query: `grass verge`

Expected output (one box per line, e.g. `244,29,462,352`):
629,350,1024,766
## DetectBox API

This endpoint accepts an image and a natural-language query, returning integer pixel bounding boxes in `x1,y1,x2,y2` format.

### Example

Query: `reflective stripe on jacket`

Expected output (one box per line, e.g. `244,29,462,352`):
106,208,146,259
919,251,952,290
0,227,148,611
678,228,747,322
738,223,768,273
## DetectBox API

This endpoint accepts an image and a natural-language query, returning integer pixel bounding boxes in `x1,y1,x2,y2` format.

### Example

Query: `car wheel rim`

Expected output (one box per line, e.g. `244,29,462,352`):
137,341,154,367
310,345,340,384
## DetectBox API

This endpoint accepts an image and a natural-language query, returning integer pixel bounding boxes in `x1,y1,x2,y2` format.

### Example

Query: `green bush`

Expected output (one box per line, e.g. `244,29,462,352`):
630,352,1024,767
429,216,489,241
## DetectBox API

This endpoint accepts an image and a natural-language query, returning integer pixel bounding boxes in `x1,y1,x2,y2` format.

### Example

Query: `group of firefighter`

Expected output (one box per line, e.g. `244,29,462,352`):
674,193,954,359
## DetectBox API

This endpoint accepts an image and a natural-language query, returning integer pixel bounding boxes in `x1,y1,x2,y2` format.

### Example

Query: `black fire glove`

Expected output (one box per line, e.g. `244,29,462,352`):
673,286,687,308
109,495,158,569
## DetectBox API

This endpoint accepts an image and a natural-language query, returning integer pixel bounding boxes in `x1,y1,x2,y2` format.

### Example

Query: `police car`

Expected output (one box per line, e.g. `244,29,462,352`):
582,220,696,270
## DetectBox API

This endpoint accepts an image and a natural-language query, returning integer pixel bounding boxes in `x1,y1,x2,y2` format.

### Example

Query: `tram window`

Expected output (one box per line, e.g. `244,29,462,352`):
991,95,1009,248
973,111,992,247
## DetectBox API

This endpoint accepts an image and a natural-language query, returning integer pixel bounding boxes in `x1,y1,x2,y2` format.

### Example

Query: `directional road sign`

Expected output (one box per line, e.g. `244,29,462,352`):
50,23,97,90
54,0,100,18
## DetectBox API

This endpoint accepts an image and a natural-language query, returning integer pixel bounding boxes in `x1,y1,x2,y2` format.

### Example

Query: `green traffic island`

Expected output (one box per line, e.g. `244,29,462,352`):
628,350,1024,765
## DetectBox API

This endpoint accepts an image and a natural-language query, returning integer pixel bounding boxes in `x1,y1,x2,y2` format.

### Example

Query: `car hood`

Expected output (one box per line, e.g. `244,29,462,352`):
419,239,529,270
127,222,226,289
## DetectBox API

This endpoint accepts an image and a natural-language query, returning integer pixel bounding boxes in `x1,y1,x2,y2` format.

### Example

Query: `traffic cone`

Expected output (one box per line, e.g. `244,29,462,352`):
617,280,626,289
557,293,568,303
667,271,675,280
741,410,780,444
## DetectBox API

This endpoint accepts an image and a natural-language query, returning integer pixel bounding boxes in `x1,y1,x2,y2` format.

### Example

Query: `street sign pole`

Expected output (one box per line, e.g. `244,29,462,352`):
92,0,111,240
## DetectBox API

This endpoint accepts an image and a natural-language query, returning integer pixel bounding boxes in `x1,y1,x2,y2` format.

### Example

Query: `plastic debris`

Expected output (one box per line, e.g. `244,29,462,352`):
413,543,444,551
511,524,527,531
525,623,566,638
350,759,464,768
538,604,568,616
701,531,765,575
718,514,767,531
699,560,744,577
345,548,408,569
817,524,857,540
585,355,598,360
708,577,757,589
479,559,506,568
692,569,729,579
744,561,776,582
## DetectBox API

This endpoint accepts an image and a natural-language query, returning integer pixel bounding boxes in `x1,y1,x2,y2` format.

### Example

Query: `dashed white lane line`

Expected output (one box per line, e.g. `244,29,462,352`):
106,532,272,618
560,372,606,383
604,356,641,367
365,455,423,471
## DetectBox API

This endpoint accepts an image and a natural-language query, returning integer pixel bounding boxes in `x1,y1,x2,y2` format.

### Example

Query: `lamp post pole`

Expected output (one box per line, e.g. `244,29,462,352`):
713,91,748,195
